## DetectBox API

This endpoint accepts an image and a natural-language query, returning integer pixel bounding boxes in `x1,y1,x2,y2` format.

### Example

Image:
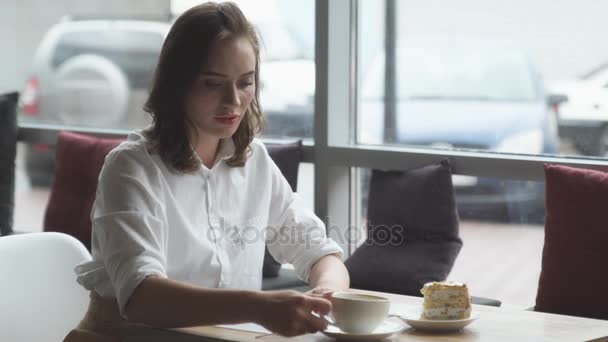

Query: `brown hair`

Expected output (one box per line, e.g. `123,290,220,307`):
143,1,263,171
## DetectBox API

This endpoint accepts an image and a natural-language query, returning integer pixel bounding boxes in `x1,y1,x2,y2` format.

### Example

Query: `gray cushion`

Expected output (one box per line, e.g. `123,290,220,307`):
0,92,18,236
345,160,463,296
263,141,302,278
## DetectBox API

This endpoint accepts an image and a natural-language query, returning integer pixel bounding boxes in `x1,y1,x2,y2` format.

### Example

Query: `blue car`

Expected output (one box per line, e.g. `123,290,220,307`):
358,36,562,222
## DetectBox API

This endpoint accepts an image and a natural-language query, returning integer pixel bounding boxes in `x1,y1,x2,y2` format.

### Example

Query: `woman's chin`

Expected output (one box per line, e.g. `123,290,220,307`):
211,126,240,139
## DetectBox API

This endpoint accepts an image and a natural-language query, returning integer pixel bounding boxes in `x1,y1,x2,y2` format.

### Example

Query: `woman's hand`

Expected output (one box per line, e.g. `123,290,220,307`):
254,290,332,337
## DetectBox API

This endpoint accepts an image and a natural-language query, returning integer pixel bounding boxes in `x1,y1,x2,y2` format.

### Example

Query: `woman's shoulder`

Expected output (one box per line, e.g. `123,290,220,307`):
244,138,274,170
102,130,157,177
248,138,276,164
249,137,269,155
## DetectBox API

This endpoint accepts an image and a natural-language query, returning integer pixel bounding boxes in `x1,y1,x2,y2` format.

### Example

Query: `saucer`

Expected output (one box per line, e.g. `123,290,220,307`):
321,318,406,340
398,307,480,332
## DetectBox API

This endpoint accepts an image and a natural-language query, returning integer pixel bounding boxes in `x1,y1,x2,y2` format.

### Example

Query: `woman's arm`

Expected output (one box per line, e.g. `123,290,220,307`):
125,276,331,336
125,276,258,327
307,253,350,294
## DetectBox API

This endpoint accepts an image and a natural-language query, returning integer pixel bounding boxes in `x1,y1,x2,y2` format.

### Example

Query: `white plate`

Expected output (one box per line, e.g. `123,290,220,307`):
321,318,406,340
398,307,480,332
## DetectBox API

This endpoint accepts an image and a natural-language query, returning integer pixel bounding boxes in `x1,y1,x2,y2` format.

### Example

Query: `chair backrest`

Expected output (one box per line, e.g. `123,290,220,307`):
43,131,123,249
265,141,302,192
262,141,302,277
0,232,91,341
0,92,19,236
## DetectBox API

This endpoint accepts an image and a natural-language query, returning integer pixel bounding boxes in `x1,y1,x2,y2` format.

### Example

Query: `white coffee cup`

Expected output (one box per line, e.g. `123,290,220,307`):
329,292,390,334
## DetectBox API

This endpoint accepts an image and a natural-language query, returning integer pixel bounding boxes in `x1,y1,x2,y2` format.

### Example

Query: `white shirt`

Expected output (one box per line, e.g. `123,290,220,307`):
75,131,343,316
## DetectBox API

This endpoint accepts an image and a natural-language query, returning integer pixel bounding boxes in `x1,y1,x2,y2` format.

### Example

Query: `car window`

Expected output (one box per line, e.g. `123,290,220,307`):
51,29,163,89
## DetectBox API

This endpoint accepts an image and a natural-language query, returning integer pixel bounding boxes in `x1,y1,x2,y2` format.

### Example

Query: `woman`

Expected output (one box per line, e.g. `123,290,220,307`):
65,2,349,340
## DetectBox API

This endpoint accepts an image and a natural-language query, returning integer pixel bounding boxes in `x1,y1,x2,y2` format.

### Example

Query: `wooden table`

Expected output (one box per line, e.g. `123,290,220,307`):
124,289,608,342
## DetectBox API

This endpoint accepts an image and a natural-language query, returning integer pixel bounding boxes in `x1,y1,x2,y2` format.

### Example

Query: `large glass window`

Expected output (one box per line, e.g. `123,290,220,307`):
357,0,608,159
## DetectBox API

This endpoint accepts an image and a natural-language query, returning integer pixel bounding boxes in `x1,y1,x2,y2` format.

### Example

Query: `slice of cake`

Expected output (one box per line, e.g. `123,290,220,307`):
420,281,471,320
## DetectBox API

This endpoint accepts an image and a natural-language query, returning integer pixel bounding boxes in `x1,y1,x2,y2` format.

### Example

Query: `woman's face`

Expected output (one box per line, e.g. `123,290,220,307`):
184,36,256,141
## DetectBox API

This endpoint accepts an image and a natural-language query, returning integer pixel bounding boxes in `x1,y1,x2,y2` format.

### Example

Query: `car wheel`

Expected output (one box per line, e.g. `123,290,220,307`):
54,54,129,128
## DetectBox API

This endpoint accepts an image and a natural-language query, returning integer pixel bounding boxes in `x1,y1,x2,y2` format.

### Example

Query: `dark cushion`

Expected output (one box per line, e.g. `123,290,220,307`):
266,141,302,192
345,160,463,296
0,92,19,236
535,164,608,320
43,131,122,250
263,141,303,277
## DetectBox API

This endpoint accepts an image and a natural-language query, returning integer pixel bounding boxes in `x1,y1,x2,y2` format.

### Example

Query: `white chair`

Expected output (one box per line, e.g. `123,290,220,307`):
0,232,91,342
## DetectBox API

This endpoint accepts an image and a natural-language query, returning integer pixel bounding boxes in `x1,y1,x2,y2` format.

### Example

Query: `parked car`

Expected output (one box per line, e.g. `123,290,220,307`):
21,16,314,186
358,36,564,222
549,62,608,156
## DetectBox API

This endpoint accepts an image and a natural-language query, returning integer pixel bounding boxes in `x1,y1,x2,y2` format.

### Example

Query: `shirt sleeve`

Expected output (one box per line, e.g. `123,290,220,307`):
90,147,168,317
262,146,344,283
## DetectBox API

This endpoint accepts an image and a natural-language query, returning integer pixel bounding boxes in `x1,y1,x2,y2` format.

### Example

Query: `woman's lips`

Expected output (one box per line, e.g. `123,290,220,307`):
214,115,239,125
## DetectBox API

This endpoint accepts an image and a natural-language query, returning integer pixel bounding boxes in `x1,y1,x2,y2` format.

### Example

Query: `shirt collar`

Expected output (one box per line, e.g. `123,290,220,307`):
191,138,236,169
216,138,236,161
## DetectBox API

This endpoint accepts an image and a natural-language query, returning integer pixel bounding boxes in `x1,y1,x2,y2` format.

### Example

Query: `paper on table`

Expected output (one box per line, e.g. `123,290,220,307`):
216,322,272,334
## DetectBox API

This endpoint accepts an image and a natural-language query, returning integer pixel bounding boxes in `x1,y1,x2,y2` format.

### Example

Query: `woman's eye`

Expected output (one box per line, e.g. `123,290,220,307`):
238,81,254,89
204,80,222,88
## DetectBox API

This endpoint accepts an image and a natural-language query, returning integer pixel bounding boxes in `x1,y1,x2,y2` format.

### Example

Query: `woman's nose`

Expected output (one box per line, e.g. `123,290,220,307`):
223,85,241,107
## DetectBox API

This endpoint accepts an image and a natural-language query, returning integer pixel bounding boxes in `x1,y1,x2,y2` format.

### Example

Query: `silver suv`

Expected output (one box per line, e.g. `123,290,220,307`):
22,19,167,129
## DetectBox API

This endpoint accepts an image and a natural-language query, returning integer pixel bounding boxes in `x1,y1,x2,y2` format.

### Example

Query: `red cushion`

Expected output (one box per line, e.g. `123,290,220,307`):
43,131,123,250
535,164,608,319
